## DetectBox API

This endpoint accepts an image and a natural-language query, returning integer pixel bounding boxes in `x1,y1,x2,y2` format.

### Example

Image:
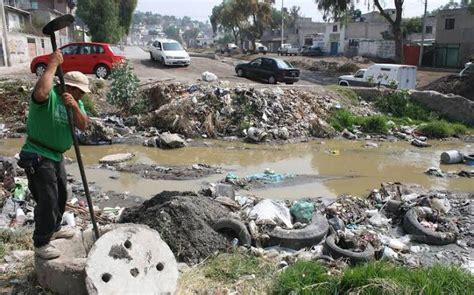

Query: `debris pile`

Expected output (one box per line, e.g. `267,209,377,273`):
421,74,474,101
0,80,33,139
140,82,338,141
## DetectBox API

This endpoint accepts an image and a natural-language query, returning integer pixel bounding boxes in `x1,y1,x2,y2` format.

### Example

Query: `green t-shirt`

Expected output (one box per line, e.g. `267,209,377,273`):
21,86,86,162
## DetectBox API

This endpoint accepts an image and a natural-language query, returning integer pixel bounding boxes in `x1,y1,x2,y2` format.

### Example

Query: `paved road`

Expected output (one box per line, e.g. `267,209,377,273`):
124,46,329,89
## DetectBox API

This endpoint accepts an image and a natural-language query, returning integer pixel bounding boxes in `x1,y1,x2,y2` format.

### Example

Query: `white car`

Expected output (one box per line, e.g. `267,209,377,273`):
459,62,473,77
150,39,191,66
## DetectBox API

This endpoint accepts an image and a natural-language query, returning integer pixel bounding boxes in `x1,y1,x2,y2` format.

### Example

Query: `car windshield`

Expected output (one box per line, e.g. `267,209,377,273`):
163,42,183,51
275,59,293,69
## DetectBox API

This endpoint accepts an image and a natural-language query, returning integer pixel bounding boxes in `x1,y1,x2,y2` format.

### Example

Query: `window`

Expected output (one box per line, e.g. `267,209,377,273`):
62,45,79,55
80,45,92,54
445,18,455,30
250,59,262,67
333,25,338,32
92,45,105,54
275,59,293,69
381,68,391,71
425,26,433,34
354,70,365,78
262,59,275,70
163,42,183,51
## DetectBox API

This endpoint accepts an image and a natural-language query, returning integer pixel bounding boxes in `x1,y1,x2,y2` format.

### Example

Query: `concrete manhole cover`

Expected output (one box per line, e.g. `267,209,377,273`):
85,224,178,295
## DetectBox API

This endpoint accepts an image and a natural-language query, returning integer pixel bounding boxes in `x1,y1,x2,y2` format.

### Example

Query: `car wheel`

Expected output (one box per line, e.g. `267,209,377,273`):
160,57,166,66
268,75,277,84
403,207,457,245
286,82,294,85
95,64,110,79
339,81,349,86
325,234,375,265
35,63,47,76
237,68,245,77
267,213,329,250
150,52,155,61
213,218,251,247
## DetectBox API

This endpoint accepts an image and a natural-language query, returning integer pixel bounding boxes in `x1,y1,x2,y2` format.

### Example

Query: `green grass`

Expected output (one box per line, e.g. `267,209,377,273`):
327,85,359,102
273,261,474,295
417,120,468,138
272,261,337,295
361,115,388,134
205,253,274,283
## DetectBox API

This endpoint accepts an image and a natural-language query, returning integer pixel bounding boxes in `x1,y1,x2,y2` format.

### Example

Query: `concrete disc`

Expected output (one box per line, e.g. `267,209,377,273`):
85,224,178,295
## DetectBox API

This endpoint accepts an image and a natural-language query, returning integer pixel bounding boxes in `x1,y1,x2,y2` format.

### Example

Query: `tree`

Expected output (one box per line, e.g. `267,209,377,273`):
183,28,200,47
77,0,123,44
119,0,138,35
77,0,137,43
164,26,180,40
314,0,404,62
288,6,301,28
402,17,422,38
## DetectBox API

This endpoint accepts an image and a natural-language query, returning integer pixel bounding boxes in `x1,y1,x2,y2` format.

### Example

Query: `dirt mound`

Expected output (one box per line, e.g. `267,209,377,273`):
139,82,338,140
421,74,474,101
119,191,231,264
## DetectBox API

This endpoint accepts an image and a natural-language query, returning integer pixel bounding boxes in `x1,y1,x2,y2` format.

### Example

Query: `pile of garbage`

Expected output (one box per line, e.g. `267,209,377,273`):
0,80,33,139
119,177,473,272
139,82,339,141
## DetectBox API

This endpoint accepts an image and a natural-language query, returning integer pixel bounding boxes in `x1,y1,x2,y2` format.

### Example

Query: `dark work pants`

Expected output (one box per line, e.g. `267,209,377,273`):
25,157,67,248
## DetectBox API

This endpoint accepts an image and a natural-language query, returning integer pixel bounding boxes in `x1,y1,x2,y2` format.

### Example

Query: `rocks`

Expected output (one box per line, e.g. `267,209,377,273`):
156,133,186,149
246,127,268,143
342,129,357,140
201,71,218,82
99,153,135,164
411,139,431,148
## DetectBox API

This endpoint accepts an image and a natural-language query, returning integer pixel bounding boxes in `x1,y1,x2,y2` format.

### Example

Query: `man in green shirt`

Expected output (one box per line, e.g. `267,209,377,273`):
18,49,90,259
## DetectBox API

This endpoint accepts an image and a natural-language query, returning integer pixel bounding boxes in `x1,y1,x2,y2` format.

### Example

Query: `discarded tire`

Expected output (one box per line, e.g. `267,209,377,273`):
267,213,329,250
213,218,252,246
324,234,375,265
403,207,457,245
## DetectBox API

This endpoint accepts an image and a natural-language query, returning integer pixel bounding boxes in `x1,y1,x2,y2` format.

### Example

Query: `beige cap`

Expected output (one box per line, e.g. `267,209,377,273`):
64,71,91,93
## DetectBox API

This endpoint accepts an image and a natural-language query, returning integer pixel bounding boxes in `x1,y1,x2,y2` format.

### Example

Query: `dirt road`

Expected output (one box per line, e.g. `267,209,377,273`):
124,46,325,87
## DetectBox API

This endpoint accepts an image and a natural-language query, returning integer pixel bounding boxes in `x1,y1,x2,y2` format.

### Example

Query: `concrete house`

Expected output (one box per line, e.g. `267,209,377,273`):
3,0,30,32
434,7,474,67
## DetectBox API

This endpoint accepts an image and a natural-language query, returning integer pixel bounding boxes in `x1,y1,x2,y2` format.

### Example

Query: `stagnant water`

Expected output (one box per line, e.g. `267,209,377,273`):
1,138,472,200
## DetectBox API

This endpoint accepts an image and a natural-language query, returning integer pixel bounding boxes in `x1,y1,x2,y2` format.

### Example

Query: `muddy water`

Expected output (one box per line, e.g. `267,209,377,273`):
1,138,472,200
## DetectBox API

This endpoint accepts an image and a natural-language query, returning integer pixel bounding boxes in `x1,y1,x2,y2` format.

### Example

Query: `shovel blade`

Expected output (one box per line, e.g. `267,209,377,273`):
42,14,75,35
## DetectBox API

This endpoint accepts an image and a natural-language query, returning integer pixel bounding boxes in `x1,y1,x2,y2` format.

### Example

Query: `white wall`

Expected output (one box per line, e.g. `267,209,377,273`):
358,40,396,59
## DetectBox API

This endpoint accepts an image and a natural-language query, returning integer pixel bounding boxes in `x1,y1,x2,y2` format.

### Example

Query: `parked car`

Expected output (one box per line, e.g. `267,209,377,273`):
235,57,300,84
256,42,268,54
459,62,473,77
30,42,125,79
338,64,417,90
301,46,323,57
278,43,299,56
149,39,191,66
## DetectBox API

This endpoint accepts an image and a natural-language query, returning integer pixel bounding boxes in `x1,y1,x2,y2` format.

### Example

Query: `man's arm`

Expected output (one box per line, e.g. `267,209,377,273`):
33,50,63,103
62,93,89,130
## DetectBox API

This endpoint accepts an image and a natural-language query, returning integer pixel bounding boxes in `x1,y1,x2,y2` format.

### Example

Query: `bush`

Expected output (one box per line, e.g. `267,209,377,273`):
107,61,139,111
273,261,336,295
327,85,359,102
81,95,98,116
329,109,363,132
361,115,388,134
418,121,458,138
375,91,436,121
205,253,273,283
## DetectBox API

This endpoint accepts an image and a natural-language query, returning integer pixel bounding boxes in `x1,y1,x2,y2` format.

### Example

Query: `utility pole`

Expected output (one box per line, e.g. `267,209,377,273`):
0,0,10,67
281,0,284,48
418,0,428,67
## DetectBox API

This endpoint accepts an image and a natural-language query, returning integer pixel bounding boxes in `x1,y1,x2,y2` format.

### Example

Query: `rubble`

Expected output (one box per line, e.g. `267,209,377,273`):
140,82,339,141
155,132,186,149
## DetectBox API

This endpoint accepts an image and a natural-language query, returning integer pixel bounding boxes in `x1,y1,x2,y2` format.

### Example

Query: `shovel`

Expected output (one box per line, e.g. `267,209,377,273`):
42,15,100,239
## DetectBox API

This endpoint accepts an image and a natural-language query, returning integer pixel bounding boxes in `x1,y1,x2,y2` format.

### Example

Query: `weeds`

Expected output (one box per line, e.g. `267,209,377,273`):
417,120,468,138
327,85,359,102
107,61,140,111
81,95,98,116
375,91,436,121
361,115,388,134
273,261,474,295
330,109,388,134
205,253,273,283
0,227,33,260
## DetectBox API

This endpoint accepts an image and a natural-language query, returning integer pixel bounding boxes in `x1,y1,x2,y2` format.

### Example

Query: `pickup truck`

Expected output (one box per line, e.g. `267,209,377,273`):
338,64,417,90
278,44,299,56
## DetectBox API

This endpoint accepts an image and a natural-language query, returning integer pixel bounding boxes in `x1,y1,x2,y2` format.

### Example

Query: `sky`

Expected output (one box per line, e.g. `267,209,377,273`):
136,0,455,23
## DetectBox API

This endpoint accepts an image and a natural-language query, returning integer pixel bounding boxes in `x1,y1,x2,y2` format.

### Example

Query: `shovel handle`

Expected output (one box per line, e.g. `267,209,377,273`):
48,33,100,240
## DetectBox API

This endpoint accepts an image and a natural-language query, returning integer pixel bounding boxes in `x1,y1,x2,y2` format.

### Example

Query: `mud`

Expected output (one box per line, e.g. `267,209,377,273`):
119,191,231,265
101,163,224,181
